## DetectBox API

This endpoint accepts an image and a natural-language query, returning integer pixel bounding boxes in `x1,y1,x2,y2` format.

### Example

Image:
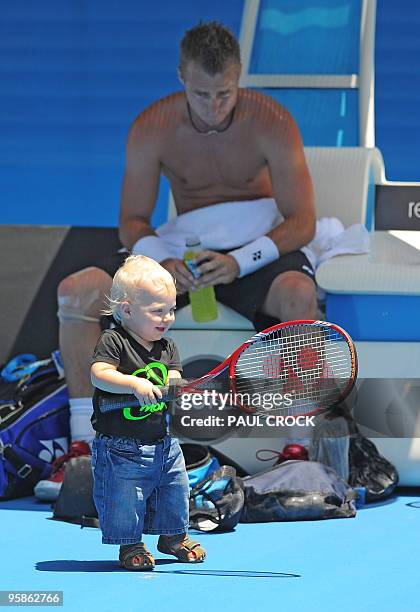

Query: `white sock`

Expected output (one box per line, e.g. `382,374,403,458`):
69,397,95,447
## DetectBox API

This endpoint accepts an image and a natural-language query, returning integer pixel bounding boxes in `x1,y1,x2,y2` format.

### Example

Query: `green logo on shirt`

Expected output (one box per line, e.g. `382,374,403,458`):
123,361,168,421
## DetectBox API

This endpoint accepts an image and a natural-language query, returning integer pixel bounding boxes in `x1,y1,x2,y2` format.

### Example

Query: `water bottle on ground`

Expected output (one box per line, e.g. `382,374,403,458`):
184,235,218,323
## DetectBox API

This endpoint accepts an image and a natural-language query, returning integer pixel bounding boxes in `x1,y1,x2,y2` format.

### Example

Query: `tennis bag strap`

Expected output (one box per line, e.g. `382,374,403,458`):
0,442,42,495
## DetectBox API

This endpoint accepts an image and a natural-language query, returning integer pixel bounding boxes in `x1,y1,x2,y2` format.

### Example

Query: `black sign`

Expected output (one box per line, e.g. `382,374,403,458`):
375,184,420,230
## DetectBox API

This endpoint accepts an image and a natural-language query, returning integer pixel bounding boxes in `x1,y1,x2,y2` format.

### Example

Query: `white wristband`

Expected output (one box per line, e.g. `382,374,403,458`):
132,235,172,263
228,236,279,278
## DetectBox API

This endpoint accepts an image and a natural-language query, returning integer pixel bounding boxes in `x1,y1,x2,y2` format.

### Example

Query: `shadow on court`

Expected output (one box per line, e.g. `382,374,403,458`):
36,560,300,578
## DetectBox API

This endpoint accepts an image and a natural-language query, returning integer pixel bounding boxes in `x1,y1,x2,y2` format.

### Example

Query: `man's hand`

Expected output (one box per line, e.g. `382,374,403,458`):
194,251,240,288
161,258,197,295
131,378,163,406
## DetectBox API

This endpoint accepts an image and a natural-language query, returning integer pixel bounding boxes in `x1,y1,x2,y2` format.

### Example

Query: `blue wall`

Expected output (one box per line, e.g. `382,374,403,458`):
375,0,420,181
1,0,419,229
0,1,243,227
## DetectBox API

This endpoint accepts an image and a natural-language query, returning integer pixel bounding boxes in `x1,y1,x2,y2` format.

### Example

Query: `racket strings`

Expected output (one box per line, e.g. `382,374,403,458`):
233,323,354,414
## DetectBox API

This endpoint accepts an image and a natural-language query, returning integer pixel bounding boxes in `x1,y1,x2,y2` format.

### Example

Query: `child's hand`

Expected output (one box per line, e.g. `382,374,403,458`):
131,378,163,405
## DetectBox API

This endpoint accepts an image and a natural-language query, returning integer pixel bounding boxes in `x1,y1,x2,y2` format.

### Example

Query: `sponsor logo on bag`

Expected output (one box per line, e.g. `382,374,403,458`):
37,437,68,463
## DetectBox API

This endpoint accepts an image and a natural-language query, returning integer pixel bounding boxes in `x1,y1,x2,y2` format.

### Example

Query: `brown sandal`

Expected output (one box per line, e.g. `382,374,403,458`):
157,535,206,563
119,543,155,571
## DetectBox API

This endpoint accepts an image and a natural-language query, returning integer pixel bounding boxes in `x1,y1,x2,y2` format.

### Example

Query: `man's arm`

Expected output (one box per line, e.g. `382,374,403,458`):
263,108,316,252
118,113,196,293
119,117,161,250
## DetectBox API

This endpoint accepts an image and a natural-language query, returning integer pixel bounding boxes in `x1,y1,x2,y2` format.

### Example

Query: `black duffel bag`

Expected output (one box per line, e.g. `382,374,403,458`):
348,427,399,502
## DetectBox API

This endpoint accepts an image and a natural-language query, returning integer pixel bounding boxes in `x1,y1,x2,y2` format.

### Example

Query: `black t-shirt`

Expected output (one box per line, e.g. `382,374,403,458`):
91,325,182,440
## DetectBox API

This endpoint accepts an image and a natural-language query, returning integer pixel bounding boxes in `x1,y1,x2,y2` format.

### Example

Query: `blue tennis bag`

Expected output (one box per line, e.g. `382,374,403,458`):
0,353,70,500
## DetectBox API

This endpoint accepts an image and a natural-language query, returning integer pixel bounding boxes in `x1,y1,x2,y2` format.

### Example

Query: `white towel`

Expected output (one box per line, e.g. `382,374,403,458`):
156,198,282,258
302,218,371,269
153,200,370,268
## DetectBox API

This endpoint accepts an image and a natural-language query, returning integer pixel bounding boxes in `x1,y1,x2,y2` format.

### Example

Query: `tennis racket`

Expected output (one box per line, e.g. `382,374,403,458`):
97,320,357,418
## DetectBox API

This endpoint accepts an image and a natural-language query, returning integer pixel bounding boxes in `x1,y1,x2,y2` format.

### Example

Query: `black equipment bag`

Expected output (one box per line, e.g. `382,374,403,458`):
52,455,98,527
189,465,245,532
348,428,399,502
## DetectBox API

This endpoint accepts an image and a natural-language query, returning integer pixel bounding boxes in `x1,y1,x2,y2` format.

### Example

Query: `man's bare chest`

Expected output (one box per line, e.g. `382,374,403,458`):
160,132,267,190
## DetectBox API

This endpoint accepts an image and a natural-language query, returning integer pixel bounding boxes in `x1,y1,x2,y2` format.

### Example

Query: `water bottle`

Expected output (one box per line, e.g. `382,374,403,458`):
184,235,218,322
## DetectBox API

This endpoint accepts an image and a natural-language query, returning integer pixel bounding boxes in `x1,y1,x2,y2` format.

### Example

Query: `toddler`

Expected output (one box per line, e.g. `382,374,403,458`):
90,255,205,570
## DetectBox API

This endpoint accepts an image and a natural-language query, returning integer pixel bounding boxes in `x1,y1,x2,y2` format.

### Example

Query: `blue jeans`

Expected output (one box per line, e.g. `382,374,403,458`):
92,433,190,545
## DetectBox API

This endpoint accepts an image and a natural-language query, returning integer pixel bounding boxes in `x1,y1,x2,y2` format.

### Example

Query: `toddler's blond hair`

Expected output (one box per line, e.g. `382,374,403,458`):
103,255,175,323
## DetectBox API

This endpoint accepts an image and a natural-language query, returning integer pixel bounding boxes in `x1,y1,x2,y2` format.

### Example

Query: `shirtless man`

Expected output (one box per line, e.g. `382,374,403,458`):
52,22,317,478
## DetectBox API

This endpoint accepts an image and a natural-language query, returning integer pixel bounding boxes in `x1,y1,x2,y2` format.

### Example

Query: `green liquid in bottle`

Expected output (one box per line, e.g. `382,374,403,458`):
184,235,218,323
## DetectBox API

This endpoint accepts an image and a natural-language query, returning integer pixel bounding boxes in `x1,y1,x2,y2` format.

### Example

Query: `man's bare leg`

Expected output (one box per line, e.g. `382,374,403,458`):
260,270,317,322
57,267,112,397
57,267,112,444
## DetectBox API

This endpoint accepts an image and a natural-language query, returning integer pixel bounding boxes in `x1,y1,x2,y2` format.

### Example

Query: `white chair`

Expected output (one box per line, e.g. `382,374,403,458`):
303,146,384,227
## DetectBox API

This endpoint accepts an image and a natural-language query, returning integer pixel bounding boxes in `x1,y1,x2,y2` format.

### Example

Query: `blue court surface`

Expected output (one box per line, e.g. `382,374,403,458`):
1,489,420,612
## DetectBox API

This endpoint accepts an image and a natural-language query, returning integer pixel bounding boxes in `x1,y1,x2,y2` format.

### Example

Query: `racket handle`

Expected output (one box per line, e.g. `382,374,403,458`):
160,385,170,401
97,379,189,413
160,378,193,401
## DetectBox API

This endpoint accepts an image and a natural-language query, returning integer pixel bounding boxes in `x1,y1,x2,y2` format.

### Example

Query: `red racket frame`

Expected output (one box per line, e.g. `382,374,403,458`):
172,319,358,417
